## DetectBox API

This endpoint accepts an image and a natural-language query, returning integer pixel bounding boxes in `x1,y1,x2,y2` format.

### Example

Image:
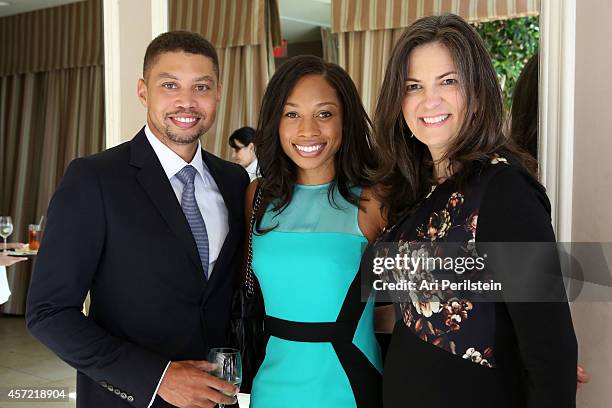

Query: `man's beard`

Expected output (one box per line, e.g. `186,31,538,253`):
165,126,204,144
164,111,207,144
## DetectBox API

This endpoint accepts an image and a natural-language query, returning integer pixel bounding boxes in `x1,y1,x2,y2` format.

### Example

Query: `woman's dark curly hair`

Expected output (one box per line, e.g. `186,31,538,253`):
254,55,377,232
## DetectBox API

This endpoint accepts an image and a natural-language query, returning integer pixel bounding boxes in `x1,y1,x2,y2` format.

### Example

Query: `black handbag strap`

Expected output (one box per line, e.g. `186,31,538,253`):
245,185,262,297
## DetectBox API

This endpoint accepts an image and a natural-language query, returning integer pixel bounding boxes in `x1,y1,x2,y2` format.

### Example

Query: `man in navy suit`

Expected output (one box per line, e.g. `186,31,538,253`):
26,31,248,408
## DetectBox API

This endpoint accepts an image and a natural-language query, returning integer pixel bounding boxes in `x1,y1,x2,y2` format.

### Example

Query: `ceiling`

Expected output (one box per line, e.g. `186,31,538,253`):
278,0,331,44
0,0,83,18
1,0,331,44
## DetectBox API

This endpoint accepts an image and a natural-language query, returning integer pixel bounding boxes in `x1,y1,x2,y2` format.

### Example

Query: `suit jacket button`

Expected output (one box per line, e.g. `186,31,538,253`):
100,381,108,388
114,388,121,395
120,392,127,399
127,395,134,402
107,385,114,392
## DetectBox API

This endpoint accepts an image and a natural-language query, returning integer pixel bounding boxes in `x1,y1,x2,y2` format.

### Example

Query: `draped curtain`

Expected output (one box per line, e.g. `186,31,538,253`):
329,0,540,116
321,27,339,64
170,0,281,160
0,0,105,315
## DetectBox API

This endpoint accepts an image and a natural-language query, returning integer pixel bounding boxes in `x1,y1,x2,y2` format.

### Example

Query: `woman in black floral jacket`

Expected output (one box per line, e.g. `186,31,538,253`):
369,14,578,408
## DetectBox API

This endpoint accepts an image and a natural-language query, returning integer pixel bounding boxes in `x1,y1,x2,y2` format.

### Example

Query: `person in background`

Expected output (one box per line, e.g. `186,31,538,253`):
229,126,259,181
370,14,578,407
509,51,590,388
510,52,539,160
0,243,27,305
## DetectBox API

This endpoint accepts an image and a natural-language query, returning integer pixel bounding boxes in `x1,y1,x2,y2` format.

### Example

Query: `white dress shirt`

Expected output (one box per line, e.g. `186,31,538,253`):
144,125,229,276
144,125,230,408
245,158,260,182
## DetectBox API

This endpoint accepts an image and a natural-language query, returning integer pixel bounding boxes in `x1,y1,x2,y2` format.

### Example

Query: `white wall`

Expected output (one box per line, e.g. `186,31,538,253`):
103,0,168,147
571,1,612,406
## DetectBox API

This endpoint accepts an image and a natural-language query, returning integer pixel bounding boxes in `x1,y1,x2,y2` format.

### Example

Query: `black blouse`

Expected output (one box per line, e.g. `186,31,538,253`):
372,159,578,408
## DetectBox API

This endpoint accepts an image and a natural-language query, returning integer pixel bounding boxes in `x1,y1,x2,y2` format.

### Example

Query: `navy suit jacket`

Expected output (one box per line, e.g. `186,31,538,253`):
26,128,249,407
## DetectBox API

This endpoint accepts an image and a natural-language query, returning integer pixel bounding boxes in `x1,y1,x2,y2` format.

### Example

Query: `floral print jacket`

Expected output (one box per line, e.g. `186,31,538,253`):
375,158,511,369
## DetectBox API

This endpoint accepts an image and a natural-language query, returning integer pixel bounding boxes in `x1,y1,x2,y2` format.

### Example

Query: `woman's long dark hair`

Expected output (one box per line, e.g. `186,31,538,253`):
372,14,537,225
254,55,377,232
510,52,539,160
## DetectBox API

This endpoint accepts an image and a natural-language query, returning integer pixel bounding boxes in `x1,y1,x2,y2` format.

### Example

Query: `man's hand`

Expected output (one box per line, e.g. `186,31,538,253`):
158,360,238,408
3,242,26,250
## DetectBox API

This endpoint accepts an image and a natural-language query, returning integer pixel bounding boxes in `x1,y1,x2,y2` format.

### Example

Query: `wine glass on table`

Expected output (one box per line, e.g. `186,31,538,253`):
207,348,242,408
0,216,13,252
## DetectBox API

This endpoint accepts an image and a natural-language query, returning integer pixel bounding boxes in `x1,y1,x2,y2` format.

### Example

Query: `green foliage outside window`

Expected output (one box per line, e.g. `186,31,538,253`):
473,16,540,109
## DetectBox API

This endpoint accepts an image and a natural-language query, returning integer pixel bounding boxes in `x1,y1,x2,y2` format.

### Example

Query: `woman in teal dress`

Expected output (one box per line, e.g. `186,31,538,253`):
245,55,385,407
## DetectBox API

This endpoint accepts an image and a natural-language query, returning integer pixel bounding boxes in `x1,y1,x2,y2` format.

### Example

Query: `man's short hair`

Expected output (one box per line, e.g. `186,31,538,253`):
143,31,219,79
228,127,256,149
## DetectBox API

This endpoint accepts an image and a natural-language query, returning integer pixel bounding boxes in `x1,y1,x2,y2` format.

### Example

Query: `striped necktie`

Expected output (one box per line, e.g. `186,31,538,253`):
175,165,209,278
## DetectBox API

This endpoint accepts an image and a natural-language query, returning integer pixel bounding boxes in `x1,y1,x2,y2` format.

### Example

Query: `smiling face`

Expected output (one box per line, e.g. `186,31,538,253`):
402,42,466,161
279,74,342,185
137,51,221,149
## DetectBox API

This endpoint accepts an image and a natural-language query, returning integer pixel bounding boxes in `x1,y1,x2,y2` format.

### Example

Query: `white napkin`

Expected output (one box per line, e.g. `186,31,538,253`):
0,266,11,304
237,393,250,407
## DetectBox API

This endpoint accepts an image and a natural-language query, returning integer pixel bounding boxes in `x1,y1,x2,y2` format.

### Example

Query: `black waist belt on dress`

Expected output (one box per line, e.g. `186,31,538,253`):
264,315,355,343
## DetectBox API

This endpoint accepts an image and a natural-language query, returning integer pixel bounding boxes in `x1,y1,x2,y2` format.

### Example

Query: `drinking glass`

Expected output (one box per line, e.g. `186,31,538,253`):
28,224,41,250
207,347,242,408
0,216,13,252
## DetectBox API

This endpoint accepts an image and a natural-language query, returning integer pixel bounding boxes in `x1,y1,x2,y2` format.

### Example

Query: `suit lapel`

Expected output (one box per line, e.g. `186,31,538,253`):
130,130,206,285
201,150,239,303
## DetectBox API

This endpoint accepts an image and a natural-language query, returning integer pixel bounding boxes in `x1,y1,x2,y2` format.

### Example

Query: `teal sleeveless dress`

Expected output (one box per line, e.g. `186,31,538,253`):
250,183,383,407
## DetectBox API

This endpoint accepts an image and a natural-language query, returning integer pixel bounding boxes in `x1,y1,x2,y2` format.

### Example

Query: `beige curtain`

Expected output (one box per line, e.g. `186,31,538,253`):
321,27,339,64
337,28,405,116
0,0,104,315
170,0,281,159
331,0,540,32
331,0,540,117
0,67,105,315
212,45,272,159
0,0,102,76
